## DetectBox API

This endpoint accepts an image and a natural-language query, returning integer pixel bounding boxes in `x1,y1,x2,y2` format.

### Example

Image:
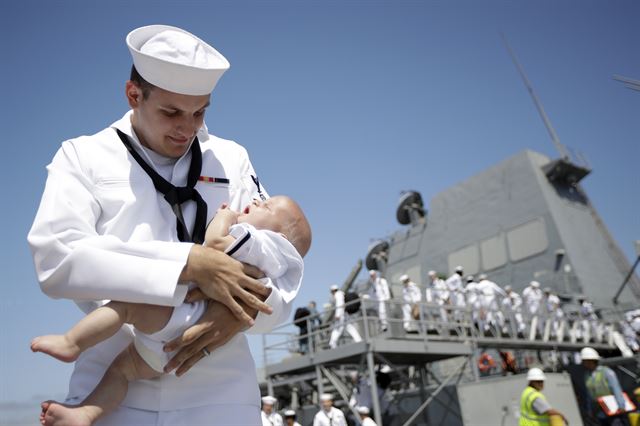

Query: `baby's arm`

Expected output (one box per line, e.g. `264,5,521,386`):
204,204,240,251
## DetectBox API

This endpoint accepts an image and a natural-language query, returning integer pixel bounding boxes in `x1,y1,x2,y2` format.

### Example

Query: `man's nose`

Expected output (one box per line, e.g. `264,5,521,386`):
175,115,198,136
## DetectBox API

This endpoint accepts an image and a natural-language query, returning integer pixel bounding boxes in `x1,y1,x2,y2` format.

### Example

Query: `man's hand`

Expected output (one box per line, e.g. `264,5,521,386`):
163,297,263,376
180,245,271,325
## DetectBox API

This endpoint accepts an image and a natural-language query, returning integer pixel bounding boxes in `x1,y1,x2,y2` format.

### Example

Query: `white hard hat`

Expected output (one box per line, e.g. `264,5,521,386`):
400,274,410,282
455,265,464,272
284,410,296,417
428,270,437,277
330,285,339,291
127,25,230,96
261,395,277,405
526,367,546,381
530,281,540,288
580,347,600,361
356,406,370,415
319,393,333,402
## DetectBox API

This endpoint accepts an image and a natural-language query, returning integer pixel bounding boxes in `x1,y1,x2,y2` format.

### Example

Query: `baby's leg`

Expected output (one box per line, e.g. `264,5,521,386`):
32,302,174,362
40,343,160,426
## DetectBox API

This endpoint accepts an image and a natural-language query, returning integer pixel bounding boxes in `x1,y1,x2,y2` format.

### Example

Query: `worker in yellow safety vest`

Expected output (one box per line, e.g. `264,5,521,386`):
581,347,630,426
519,368,568,426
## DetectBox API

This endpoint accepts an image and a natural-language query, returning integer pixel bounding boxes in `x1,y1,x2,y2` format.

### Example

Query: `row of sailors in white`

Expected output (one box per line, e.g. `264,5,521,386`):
401,268,613,340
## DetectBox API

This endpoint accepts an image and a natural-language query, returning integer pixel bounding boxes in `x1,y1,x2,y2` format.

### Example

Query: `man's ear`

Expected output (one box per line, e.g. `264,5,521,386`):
125,81,142,109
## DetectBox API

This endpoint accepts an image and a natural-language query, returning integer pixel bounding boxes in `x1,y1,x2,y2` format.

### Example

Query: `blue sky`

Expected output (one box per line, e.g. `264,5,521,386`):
1,1,638,424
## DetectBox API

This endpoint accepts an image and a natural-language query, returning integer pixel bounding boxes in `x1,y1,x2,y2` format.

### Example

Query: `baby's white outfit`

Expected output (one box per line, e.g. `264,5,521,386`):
134,222,304,372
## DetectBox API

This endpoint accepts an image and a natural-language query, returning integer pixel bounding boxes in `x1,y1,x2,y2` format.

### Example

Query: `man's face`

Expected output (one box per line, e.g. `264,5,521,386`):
583,360,598,371
127,81,210,159
262,403,273,414
321,399,333,411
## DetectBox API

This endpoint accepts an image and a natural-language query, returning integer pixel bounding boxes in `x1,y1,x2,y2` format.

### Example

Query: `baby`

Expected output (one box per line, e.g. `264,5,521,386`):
31,195,311,426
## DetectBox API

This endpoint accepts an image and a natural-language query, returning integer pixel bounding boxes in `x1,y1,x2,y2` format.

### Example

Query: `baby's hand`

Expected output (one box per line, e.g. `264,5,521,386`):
216,204,239,221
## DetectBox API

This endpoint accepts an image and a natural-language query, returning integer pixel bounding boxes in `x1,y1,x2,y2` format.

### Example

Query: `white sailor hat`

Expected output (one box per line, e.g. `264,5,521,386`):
356,406,370,415
284,410,296,417
127,25,230,96
261,395,277,405
330,285,339,291
455,265,464,272
466,275,474,282
400,274,410,282
319,393,333,402
543,287,551,293
530,281,540,288
427,270,437,277
478,274,488,281
504,285,512,292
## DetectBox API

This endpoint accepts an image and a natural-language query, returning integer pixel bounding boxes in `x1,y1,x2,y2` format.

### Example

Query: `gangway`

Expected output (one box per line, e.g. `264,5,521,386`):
261,298,627,425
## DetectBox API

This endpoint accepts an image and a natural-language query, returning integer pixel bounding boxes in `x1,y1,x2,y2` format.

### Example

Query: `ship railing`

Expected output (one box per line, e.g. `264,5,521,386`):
261,297,620,366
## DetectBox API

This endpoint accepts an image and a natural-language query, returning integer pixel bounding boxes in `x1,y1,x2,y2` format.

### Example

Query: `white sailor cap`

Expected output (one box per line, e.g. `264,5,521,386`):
466,275,475,282
478,274,488,281
330,285,339,291
319,393,333,402
543,287,551,293
504,285,512,292
356,406,370,415
427,270,437,277
400,274,410,282
127,25,230,95
455,265,464,272
284,410,296,417
261,395,277,405
530,281,540,288
379,364,392,374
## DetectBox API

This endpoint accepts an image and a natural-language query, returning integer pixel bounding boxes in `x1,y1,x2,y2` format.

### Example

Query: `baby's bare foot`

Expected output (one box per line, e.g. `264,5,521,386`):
40,401,95,426
31,335,81,363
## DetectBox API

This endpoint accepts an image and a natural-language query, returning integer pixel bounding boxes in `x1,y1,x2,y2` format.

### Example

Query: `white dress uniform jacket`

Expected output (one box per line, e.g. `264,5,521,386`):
313,407,347,426
522,286,543,315
445,273,465,307
261,411,284,426
402,282,422,331
28,112,292,412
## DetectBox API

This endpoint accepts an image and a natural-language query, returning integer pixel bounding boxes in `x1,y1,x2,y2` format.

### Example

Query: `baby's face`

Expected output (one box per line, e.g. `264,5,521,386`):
237,196,291,232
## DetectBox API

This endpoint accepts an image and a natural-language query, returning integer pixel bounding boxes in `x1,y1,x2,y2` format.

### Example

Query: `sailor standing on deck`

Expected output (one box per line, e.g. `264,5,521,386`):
446,266,466,321
465,276,483,330
368,270,391,332
502,285,525,335
27,24,288,425
313,394,347,426
477,274,506,333
427,270,449,325
400,274,421,333
261,396,284,426
543,288,564,340
356,406,378,426
329,285,362,348
523,281,544,337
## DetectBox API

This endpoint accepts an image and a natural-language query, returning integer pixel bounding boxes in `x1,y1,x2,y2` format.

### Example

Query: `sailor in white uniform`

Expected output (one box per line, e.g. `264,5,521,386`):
427,270,449,326
28,25,293,425
542,288,564,341
446,266,466,321
356,406,378,426
368,270,391,331
313,394,347,426
476,274,506,333
329,286,362,348
522,281,544,337
283,409,302,426
464,276,483,330
400,274,421,333
261,396,284,426
501,285,525,336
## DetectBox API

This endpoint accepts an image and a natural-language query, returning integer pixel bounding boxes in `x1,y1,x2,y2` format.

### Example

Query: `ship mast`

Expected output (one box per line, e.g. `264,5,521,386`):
501,33,571,161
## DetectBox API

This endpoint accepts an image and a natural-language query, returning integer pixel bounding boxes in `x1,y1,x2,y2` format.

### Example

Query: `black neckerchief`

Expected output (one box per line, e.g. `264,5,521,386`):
115,128,207,244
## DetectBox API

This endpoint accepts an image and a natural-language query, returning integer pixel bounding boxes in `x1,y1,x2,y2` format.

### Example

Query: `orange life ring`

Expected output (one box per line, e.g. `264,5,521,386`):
478,353,496,373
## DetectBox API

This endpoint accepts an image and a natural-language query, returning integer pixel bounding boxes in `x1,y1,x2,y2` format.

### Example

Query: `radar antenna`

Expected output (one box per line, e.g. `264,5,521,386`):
501,33,570,160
